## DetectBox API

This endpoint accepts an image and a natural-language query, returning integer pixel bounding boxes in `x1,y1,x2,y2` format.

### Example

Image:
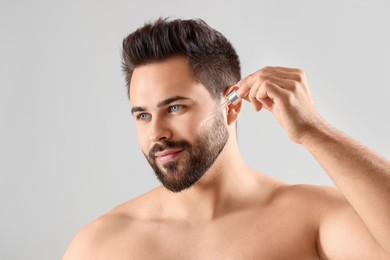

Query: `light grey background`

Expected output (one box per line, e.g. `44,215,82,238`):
1,0,389,259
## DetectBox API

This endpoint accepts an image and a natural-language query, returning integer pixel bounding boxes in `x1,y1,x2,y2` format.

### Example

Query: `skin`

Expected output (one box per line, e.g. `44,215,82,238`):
63,56,390,259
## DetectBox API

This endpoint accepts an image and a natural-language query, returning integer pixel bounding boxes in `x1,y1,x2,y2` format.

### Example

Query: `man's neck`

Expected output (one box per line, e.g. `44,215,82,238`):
161,138,261,223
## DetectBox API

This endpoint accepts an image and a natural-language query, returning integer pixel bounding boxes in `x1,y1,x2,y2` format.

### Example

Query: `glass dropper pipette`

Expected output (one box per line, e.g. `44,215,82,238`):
200,90,241,126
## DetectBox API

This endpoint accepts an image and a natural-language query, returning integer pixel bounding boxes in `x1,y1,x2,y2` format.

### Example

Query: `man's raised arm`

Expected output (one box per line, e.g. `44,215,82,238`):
237,66,390,257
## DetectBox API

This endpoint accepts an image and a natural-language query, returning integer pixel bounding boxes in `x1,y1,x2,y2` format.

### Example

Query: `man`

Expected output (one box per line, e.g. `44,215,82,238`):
63,18,390,259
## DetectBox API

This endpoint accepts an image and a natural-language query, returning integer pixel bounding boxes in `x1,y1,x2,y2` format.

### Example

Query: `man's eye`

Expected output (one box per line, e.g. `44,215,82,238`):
137,113,151,121
169,105,183,112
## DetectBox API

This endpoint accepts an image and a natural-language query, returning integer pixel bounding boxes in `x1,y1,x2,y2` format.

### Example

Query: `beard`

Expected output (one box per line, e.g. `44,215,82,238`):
143,113,229,192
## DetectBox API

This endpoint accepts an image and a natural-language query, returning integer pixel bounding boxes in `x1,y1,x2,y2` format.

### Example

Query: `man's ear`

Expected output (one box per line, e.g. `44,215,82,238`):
224,85,242,126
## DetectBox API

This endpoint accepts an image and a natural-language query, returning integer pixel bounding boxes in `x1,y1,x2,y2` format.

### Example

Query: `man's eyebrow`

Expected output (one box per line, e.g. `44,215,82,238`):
157,96,191,108
131,96,192,115
131,106,146,115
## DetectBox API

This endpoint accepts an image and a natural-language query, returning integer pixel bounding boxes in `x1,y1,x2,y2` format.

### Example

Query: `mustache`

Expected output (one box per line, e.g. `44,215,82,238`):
148,140,192,158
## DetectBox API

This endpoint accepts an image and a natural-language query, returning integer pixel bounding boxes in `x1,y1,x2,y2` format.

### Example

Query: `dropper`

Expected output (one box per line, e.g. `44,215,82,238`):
200,90,241,126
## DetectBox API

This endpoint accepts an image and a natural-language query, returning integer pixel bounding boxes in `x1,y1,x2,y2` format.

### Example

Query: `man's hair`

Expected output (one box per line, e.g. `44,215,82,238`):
121,18,241,100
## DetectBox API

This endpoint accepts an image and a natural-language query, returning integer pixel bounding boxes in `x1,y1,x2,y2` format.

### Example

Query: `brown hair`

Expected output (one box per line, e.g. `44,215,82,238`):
122,18,241,99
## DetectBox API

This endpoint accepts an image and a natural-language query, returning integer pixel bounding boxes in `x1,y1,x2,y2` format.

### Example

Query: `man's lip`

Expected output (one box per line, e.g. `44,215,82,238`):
154,149,184,164
154,149,183,158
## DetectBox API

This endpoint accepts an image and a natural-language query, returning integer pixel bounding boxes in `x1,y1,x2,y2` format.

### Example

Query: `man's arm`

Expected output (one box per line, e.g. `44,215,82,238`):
302,121,390,257
237,66,390,257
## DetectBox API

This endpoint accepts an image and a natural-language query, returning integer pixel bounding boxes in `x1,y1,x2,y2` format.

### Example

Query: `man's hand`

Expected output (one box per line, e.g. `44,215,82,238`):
237,66,322,144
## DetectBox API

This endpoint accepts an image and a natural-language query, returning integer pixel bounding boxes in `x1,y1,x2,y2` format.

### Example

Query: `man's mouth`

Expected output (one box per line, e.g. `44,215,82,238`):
154,149,184,164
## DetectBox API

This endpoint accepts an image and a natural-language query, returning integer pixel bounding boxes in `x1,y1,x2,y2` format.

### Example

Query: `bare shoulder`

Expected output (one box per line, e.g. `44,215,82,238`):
265,183,350,227
62,213,120,259
254,172,344,201
275,183,347,205
276,184,389,259
63,188,163,260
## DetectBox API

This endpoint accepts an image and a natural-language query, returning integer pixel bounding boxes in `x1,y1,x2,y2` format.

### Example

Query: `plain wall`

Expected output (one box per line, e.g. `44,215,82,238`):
1,0,389,259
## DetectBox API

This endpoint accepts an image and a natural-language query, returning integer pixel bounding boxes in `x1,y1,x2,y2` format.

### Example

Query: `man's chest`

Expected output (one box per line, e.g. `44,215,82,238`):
103,211,320,259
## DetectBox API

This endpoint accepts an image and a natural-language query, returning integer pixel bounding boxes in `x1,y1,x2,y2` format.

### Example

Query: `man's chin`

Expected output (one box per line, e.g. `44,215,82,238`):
161,161,180,172
159,171,200,193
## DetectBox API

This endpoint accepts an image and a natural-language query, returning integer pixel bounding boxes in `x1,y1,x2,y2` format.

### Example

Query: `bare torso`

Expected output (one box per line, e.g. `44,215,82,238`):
67,174,339,259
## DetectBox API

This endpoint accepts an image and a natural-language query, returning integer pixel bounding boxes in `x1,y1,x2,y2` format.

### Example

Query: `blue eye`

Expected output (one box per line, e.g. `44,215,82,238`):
169,105,183,112
137,113,151,121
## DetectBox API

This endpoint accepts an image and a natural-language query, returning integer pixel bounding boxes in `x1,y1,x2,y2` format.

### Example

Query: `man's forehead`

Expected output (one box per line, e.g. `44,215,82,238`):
130,58,194,96
129,58,210,106
130,81,197,106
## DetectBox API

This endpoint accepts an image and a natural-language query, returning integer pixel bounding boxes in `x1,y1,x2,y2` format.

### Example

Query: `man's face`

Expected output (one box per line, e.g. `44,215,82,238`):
130,56,228,192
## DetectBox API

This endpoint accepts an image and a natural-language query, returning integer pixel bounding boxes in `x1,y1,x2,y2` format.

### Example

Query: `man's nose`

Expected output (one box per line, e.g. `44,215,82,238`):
148,117,172,142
